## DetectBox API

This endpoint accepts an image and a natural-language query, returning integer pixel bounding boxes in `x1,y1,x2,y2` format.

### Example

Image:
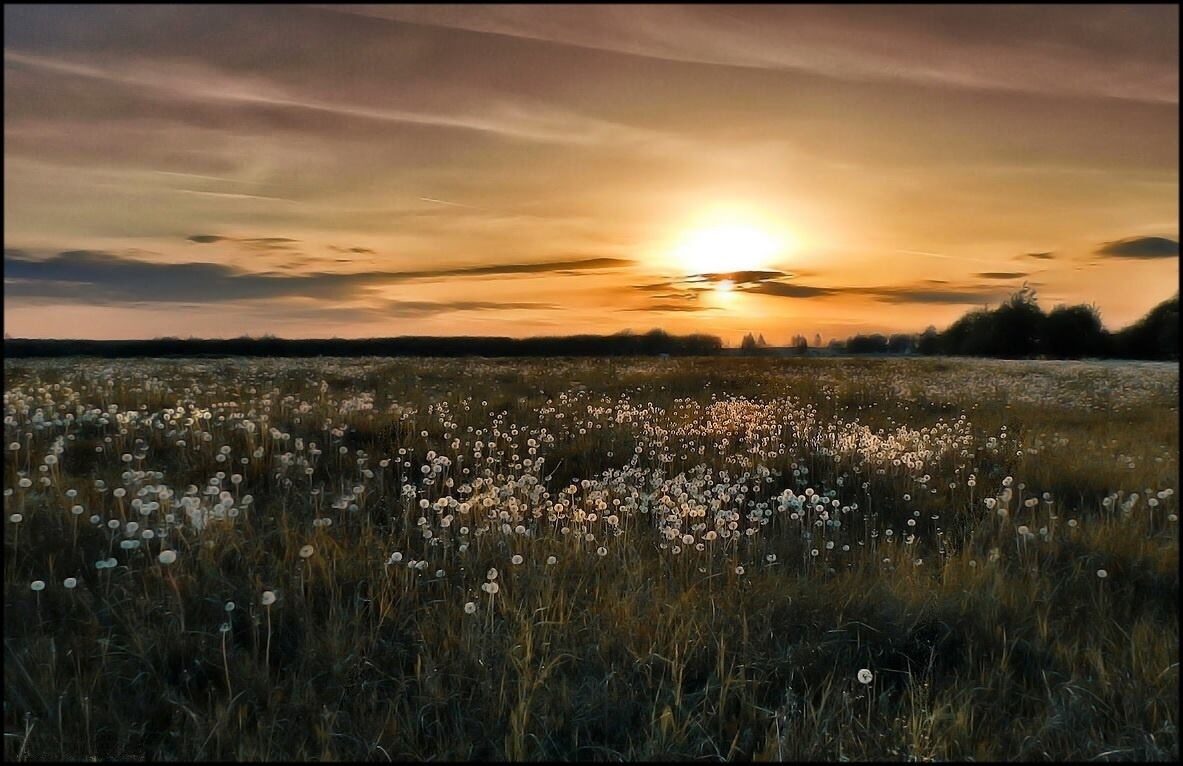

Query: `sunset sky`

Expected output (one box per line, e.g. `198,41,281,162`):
4,4,1178,344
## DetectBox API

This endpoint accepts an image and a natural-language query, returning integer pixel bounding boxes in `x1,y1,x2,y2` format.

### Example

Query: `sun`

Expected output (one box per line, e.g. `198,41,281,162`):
670,218,787,276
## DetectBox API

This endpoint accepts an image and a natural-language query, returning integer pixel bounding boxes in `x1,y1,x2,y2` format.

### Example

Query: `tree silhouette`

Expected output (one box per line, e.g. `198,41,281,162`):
1043,304,1106,358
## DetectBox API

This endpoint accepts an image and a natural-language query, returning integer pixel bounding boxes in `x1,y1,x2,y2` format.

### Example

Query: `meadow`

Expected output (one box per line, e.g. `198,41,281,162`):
3,355,1178,761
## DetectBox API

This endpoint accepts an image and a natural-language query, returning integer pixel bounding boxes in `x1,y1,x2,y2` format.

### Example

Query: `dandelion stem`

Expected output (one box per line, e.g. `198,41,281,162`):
222,628,233,701
264,605,273,673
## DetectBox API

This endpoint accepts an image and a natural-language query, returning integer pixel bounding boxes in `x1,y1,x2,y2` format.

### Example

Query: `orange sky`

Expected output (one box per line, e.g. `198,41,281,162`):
4,4,1178,344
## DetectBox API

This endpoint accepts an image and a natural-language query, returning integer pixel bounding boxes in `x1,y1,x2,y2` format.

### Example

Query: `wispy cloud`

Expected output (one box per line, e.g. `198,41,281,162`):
975,272,1029,279
745,282,839,299
633,268,1013,306
4,49,678,149
620,303,717,313
1095,235,1179,259
3,249,635,306
325,4,1178,103
188,235,300,251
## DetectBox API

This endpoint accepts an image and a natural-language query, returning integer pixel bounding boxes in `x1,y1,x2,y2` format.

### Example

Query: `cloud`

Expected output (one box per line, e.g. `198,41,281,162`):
3,248,634,306
668,267,1011,305
636,269,800,296
1019,251,1056,260
373,299,559,319
324,4,1179,103
974,272,1029,279
686,269,792,286
1094,235,1179,259
3,48,677,150
855,285,1011,305
188,235,300,251
430,257,631,278
630,266,1018,307
620,303,716,313
745,282,838,299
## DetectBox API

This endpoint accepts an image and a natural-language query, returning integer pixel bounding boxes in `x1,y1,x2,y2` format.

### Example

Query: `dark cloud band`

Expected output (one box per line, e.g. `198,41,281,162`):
1095,236,1179,259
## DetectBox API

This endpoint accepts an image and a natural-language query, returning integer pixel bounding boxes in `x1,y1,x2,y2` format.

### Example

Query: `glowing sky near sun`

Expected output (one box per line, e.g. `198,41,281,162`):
3,4,1178,343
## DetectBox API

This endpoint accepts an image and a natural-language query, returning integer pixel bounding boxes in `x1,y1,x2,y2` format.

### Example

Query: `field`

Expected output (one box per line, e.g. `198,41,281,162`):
3,355,1178,761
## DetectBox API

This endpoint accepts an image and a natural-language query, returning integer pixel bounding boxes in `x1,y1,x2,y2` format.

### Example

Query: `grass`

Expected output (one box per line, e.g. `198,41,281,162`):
3,355,1178,760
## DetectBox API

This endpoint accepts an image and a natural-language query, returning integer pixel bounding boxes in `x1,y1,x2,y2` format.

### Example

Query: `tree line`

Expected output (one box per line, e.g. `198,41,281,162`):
829,287,1178,360
2,329,724,359
5,290,1176,360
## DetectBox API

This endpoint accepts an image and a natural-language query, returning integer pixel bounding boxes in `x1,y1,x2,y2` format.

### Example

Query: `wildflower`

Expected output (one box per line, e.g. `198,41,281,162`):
1096,569,1108,579
9,513,22,524
225,601,236,612
464,601,477,614
487,567,498,581
546,556,558,565
597,546,608,556
261,590,277,606
511,555,523,565
157,550,177,565
735,565,745,575
857,668,874,684
30,580,46,592
299,545,315,559
63,577,78,589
